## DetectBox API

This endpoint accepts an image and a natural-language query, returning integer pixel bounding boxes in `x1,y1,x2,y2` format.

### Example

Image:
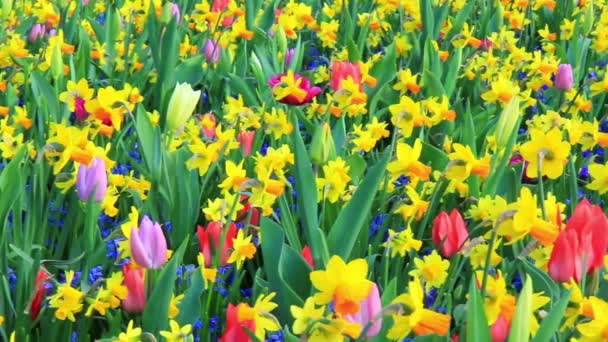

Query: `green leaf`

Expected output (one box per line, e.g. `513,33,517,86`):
135,104,162,182
143,237,189,334
423,69,446,97
327,151,390,259
30,71,60,120
531,290,571,342
175,268,205,326
175,55,205,85
369,43,397,101
227,73,259,106
508,275,532,342
467,278,491,342
291,120,330,267
518,259,560,303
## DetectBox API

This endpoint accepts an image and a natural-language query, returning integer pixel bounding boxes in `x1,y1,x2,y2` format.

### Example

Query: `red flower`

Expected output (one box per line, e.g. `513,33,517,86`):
197,221,237,267
330,61,363,91
548,198,608,283
30,269,51,320
268,73,321,105
490,314,510,342
432,209,468,258
220,303,256,342
122,264,146,313
301,245,314,268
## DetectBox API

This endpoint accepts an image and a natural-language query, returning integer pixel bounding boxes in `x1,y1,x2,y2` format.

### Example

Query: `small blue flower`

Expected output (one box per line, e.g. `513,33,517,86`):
240,288,253,298
209,315,220,332
8,267,17,289
511,273,523,292
88,266,103,285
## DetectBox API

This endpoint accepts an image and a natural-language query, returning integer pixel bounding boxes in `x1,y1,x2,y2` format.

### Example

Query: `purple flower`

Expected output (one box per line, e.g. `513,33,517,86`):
203,40,221,64
28,24,46,42
130,216,168,269
555,64,574,91
76,157,107,202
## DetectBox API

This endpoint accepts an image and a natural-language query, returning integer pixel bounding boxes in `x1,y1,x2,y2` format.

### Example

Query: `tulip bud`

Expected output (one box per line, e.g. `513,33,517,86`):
309,122,336,165
284,48,296,69
494,96,520,148
122,265,146,313
197,222,237,267
29,269,51,320
583,1,594,36
275,26,287,55
300,245,314,268
170,3,181,23
166,82,201,133
432,209,468,258
130,216,168,269
237,130,255,156
346,283,382,338
2,0,13,18
76,157,108,202
50,42,63,81
28,24,46,42
203,40,221,64
555,64,574,91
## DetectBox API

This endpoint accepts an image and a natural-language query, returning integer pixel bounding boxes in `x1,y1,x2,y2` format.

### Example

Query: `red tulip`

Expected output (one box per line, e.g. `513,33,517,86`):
220,303,256,342
122,264,146,313
490,314,510,342
566,198,608,272
237,130,255,157
197,222,237,267
30,269,51,320
548,199,608,282
301,245,314,268
330,61,363,91
237,196,260,227
432,209,468,258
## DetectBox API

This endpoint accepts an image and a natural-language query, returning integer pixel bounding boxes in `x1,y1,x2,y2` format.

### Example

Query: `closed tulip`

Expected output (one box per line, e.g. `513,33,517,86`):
28,23,46,42
346,282,382,338
76,157,107,202
130,216,168,269
220,303,255,342
432,209,468,258
122,265,146,313
30,269,51,320
197,221,237,267
203,40,221,64
166,82,201,133
237,130,255,157
555,64,574,91
548,229,584,283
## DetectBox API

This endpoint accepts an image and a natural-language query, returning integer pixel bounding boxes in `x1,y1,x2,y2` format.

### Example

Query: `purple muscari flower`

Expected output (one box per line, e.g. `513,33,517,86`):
555,64,574,91
130,216,168,269
76,157,107,202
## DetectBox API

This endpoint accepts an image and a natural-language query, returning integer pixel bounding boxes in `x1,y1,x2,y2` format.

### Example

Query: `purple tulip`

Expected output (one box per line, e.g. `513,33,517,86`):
203,40,221,64
170,3,181,23
130,216,168,269
28,24,46,42
555,64,574,91
76,157,107,202
346,282,382,338
284,48,295,69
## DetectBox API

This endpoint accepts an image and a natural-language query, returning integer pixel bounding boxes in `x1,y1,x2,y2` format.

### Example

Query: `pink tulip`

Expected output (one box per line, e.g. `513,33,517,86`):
28,24,46,42
237,130,255,156
130,216,168,269
170,3,181,23
203,40,221,64
268,73,321,105
330,61,362,91
76,157,107,202
122,265,146,313
284,48,296,69
346,282,382,338
490,314,510,342
555,64,573,91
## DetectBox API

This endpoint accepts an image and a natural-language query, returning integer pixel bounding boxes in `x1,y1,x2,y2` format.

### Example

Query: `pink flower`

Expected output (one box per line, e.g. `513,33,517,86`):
28,24,46,42
284,48,296,69
237,130,255,156
555,64,574,91
203,40,221,64
170,3,181,23
432,209,468,258
122,265,146,313
490,314,510,342
346,282,382,338
76,157,107,202
330,61,362,91
130,216,168,269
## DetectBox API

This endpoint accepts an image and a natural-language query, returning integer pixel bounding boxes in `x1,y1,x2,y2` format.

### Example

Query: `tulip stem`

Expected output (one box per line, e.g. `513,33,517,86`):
480,222,498,297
